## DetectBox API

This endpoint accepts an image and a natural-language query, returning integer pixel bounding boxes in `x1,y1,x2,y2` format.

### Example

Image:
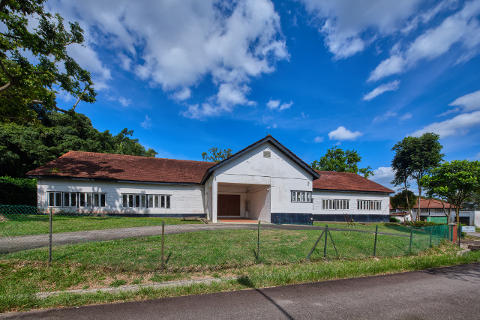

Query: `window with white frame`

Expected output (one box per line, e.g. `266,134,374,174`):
47,192,106,207
357,200,382,211
122,194,171,209
322,199,349,210
291,191,312,203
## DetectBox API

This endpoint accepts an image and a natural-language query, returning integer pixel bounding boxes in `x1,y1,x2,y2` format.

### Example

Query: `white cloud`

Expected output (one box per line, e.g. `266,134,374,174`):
373,110,412,122
314,136,324,143
52,0,287,117
369,1,480,81
401,0,459,34
449,89,480,111
267,99,280,109
183,83,257,119
438,107,461,117
299,0,422,59
173,88,192,101
328,126,362,141
67,43,111,90
373,110,397,123
371,166,394,187
412,110,480,138
118,53,132,71
117,97,131,107
140,115,152,129
363,80,400,101
267,99,293,111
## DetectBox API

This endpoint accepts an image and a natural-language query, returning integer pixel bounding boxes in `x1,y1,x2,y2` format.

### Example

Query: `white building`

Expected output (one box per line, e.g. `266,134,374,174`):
28,136,393,223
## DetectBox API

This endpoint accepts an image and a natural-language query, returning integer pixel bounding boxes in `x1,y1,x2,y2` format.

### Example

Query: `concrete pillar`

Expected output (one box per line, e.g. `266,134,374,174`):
449,223,458,243
212,179,218,223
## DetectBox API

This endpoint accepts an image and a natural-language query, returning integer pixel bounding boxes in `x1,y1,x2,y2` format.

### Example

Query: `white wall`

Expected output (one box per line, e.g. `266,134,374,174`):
246,187,270,221
37,178,205,215
213,142,313,217
313,190,390,216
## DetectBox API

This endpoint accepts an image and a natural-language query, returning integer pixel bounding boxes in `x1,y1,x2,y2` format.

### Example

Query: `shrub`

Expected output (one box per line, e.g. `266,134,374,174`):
403,220,443,227
389,216,400,223
0,177,36,205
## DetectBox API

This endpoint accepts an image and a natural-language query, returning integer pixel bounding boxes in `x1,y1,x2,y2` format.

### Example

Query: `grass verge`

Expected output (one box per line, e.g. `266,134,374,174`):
1,244,479,313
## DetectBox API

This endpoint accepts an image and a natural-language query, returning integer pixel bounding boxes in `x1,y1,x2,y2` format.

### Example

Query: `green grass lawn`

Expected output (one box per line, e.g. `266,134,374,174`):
3,227,439,273
0,215,202,237
0,225,466,313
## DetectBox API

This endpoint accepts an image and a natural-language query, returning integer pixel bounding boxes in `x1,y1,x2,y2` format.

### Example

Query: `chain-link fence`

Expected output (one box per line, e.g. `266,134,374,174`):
1,205,454,273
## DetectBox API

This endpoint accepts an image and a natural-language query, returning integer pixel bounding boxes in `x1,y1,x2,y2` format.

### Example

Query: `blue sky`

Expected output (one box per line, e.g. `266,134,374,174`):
50,0,480,189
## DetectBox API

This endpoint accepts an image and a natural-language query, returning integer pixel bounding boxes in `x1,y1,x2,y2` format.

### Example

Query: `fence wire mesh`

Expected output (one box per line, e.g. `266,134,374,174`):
1,205,453,273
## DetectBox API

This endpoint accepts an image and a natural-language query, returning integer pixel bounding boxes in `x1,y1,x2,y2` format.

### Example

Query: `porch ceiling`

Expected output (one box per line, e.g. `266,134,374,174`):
217,182,269,193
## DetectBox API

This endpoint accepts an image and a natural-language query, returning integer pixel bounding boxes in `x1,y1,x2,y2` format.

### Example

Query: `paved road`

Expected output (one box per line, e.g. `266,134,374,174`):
3,263,480,319
0,223,399,253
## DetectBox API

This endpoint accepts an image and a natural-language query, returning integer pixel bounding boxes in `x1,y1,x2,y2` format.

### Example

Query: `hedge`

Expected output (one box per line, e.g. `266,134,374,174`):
0,176,36,205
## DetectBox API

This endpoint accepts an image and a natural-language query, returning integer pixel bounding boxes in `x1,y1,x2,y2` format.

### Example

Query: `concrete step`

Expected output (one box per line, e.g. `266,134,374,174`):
467,244,480,251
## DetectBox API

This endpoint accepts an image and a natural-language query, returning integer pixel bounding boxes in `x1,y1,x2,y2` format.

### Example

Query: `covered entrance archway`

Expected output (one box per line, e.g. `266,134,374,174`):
216,182,270,221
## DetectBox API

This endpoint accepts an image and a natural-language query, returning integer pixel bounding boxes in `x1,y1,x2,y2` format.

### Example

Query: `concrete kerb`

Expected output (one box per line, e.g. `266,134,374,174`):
35,276,238,299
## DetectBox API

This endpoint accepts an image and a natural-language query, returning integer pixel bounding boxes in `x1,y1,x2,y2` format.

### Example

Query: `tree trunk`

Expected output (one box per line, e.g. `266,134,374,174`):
417,182,422,222
404,187,413,222
441,200,451,224
456,207,460,226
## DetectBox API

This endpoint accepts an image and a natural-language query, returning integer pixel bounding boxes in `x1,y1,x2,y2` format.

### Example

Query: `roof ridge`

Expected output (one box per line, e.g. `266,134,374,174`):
64,150,215,165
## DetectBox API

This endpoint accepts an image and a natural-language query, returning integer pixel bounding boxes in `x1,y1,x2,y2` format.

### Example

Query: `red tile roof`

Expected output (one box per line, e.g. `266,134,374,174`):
27,151,393,193
313,171,393,193
415,198,455,209
26,151,215,184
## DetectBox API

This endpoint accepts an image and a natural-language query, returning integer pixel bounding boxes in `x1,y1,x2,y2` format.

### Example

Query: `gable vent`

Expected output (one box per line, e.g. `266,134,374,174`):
263,151,271,158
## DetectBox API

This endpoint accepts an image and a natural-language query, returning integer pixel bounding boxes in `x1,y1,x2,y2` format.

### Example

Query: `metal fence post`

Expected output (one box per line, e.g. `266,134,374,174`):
458,225,461,247
257,221,261,260
373,225,378,257
48,208,53,264
324,225,328,257
408,228,413,254
307,230,325,260
161,221,165,270
429,227,432,248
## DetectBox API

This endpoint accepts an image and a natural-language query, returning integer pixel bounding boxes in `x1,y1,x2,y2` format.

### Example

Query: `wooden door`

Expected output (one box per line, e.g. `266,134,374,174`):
218,194,240,216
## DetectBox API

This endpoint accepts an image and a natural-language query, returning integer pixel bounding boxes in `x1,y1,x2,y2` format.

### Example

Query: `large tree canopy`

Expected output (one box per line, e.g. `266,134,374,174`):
0,111,157,177
0,1,156,178
201,147,232,163
391,133,443,220
422,160,480,225
0,0,95,123
311,146,373,177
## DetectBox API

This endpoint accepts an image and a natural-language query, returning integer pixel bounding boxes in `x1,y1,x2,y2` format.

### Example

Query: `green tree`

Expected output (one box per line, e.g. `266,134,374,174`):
0,111,157,177
390,190,417,221
311,146,373,177
391,133,443,221
0,0,95,123
422,160,480,225
201,147,232,162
